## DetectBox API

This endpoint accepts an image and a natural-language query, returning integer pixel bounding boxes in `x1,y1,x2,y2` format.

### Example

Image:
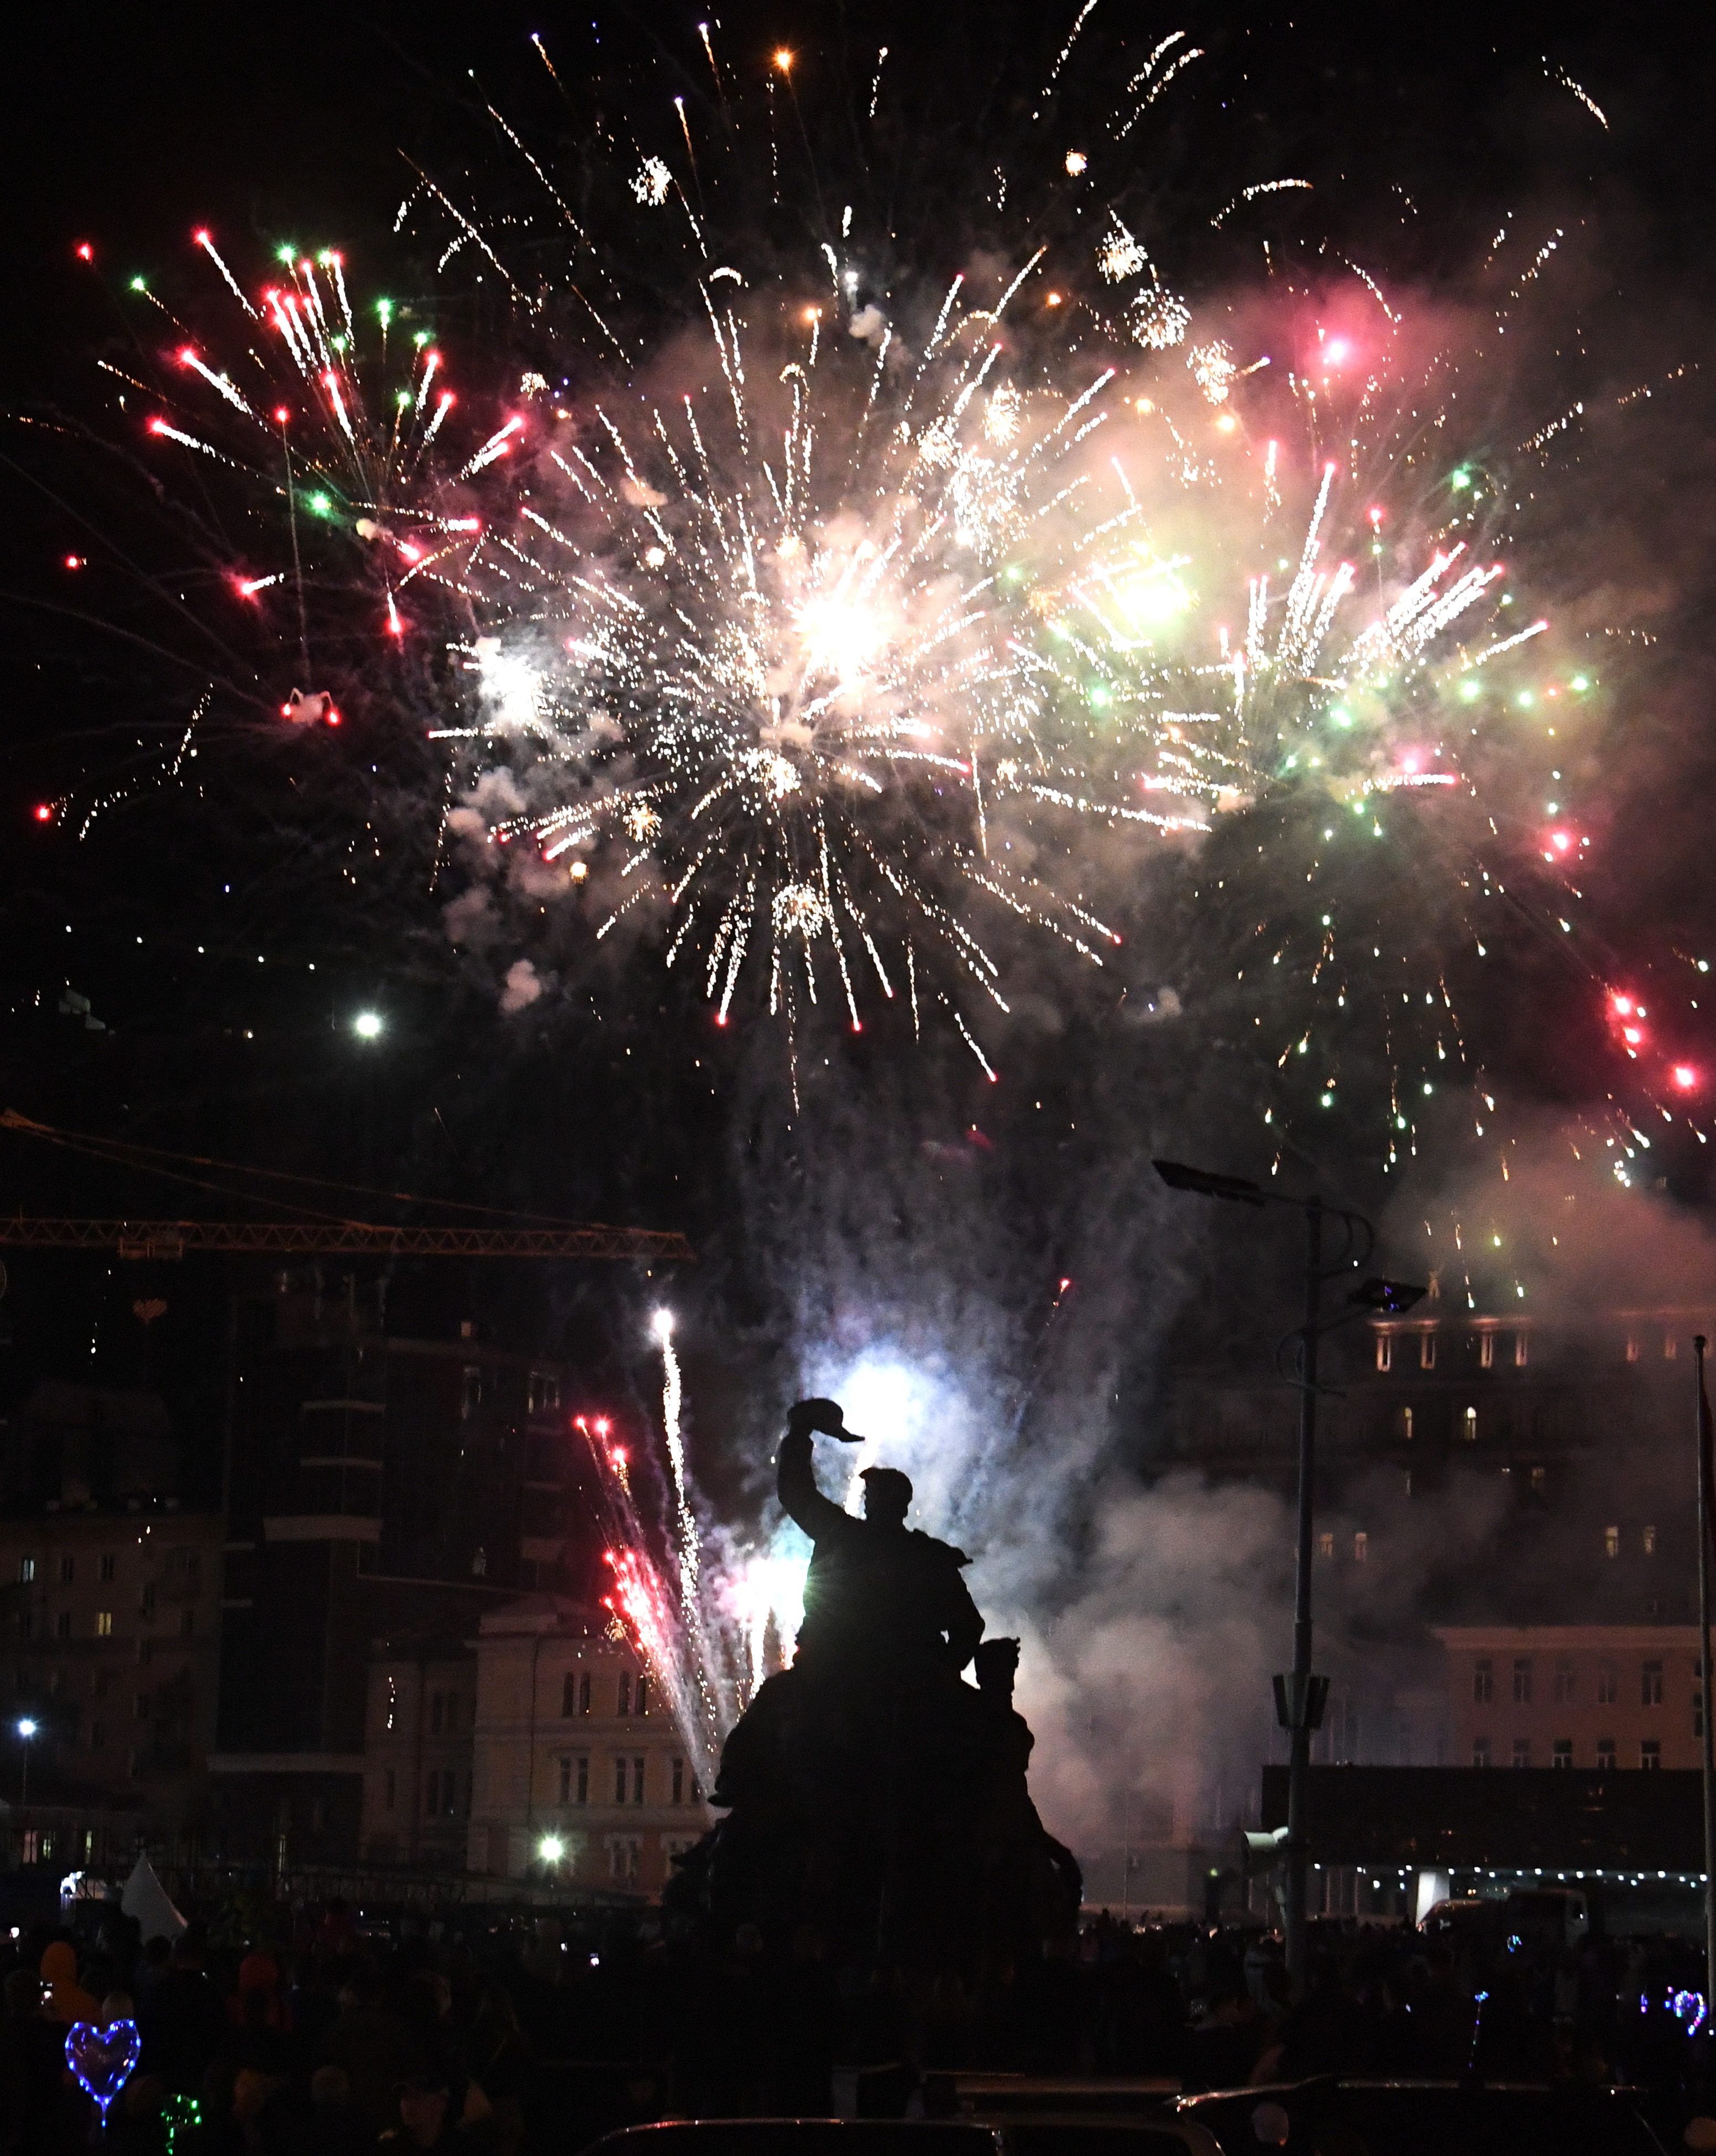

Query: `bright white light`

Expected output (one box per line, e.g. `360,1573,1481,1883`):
353,1011,383,1040
15,1719,36,1740
539,1834,565,1862
651,1308,674,1341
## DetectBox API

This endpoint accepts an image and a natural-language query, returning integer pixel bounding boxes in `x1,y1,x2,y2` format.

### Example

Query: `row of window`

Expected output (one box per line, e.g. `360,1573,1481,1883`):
554,1753,694,1807
25,1609,195,1641
1377,1334,1529,1372
461,1367,562,1419
561,1670,650,1718
1474,1737,1666,1768
1474,1656,1683,1706
1377,1330,1688,1371
380,1767,468,1818
15,1551,201,1586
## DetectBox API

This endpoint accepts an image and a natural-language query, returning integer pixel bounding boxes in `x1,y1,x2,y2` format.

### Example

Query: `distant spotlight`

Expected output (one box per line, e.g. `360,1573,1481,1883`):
353,1011,383,1040
772,46,793,71
538,1834,565,1863
15,1719,36,1740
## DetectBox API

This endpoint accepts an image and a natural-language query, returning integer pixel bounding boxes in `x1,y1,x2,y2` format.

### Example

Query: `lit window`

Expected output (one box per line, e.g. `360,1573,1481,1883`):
1643,1659,1663,1706
1604,1526,1620,1559
18,1558,34,1584
1353,1532,1368,1563
1641,1740,1662,1769
1420,1334,1437,1371
1626,1333,1640,1362
1665,1335,1678,1361
95,1612,112,1638
1514,1332,1529,1368
1552,1740,1573,1769
1376,1334,1393,1372
1598,1665,1618,1705
1319,1532,1335,1559
1462,1406,1478,1443
528,1370,561,1414
1479,1332,1495,1369
1597,1737,1616,1769
1530,1466,1546,1495
1398,1407,1414,1443
1643,1525,1657,1556
1512,1737,1531,1767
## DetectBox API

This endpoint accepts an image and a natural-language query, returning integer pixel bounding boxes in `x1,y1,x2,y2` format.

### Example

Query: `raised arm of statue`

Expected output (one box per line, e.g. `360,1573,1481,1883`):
777,1419,852,1544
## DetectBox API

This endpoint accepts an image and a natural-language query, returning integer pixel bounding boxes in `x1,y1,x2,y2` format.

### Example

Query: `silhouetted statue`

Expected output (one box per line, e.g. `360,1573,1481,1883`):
777,1397,983,1678
674,1397,1076,1980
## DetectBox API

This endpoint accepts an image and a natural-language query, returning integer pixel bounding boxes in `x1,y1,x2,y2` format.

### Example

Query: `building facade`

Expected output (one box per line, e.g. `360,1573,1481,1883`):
0,1383,223,1870
1437,1624,1705,1773
465,1596,710,1892
212,1278,603,1867
358,1636,478,1868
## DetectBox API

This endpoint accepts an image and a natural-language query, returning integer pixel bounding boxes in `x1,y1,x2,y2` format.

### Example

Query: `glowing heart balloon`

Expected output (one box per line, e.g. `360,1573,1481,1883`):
64,2017,140,2125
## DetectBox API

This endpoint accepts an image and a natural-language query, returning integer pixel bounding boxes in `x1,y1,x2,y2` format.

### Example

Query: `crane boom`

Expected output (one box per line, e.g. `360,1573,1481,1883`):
0,1218,693,1262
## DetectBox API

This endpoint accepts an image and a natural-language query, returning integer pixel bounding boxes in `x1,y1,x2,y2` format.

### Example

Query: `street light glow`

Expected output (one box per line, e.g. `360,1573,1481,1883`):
353,1011,383,1039
539,1834,565,1863
15,1719,36,1740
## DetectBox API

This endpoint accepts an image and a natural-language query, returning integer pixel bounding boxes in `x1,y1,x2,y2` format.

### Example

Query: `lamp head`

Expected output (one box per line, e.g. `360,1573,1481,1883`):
1351,1277,1427,1314
1153,1158,1267,1207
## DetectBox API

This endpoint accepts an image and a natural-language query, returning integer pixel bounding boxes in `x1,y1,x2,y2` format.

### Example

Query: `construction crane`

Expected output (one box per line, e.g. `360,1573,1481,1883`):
0,1110,693,1264
0,1218,692,1262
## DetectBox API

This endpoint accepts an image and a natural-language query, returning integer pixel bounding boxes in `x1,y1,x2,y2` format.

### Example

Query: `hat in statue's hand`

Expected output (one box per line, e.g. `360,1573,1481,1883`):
787,1397,865,1443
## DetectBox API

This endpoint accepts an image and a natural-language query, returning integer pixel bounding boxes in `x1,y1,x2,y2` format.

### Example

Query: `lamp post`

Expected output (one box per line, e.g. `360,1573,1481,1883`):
16,1718,37,1808
1154,1159,1424,1988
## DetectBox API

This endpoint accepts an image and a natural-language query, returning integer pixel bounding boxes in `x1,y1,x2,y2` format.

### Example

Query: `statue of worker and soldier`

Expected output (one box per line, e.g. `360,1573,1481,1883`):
668,1398,1080,1974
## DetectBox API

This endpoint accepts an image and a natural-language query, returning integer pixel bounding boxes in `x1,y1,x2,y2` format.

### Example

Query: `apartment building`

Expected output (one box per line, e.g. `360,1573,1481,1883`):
465,1596,710,1892
0,1381,222,1867
1438,1624,1705,1772
358,1635,477,1868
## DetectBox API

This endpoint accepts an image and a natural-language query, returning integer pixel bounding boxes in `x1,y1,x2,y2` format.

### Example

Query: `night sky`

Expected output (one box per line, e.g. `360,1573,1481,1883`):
1,0,1714,1515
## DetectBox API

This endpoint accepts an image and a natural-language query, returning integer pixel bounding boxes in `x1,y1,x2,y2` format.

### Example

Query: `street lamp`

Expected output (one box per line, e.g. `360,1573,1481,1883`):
538,1834,565,1867
15,1718,37,1807
1154,1159,1424,1988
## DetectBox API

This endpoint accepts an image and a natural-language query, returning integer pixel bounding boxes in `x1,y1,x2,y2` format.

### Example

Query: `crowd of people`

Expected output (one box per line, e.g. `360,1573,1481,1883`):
1,1889,1713,2152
